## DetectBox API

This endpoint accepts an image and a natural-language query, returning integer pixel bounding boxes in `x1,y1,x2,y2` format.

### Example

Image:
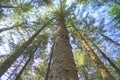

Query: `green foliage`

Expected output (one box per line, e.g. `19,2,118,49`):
76,0,88,4
74,49,85,70
108,5,120,23
0,0,120,79
20,60,47,80
103,0,107,2
0,36,3,45
116,56,120,68
19,66,31,80
43,0,53,6
33,61,47,80
76,0,88,3
0,9,4,19
109,5,120,16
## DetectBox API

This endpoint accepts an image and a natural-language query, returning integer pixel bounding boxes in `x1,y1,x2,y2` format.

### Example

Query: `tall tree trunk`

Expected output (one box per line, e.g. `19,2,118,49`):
45,43,55,80
48,14,78,80
0,27,14,33
15,56,31,80
82,67,88,80
75,30,115,80
15,40,40,80
0,24,46,77
99,32,120,47
89,38,120,76
0,5,18,8
7,55,26,80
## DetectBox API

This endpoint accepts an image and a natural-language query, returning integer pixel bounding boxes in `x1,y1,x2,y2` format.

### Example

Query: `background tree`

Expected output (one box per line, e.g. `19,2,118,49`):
0,0,120,80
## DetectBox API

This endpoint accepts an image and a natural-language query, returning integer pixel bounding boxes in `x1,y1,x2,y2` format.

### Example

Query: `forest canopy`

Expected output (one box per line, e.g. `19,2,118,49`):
0,0,120,80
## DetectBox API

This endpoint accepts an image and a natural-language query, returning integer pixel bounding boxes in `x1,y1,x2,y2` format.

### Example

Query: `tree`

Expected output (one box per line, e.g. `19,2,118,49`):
0,27,14,33
48,0,79,80
45,42,54,80
99,32,120,47
15,40,42,80
0,0,120,80
0,22,47,77
88,37,120,76
108,2,120,24
74,28,115,80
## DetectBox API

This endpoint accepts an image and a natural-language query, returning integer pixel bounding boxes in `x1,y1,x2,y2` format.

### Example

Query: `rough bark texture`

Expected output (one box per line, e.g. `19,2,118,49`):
48,18,78,80
76,31,115,80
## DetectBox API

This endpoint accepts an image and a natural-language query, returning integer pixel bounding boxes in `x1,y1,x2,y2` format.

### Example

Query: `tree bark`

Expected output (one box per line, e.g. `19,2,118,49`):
15,41,40,80
0,27,14,33
15,56,31,80
75,30,115,80
45,43,55,80
48,15,78,80
0,24,46,77
89,38,120,76
99,32,120,47
0,22,25,33
7,55,26,80
0,5,18,8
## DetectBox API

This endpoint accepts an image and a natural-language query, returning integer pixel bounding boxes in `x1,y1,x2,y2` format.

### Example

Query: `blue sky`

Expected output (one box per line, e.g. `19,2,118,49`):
0,0,120,79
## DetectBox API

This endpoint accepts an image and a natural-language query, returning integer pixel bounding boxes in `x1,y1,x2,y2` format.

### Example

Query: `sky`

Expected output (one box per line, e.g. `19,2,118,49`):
0,0,120,79
0,0,119,61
